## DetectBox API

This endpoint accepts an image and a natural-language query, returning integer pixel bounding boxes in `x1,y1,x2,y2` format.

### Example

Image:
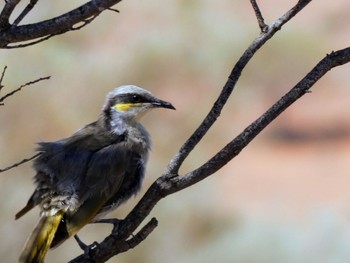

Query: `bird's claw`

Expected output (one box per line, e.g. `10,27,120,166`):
74,235,99,258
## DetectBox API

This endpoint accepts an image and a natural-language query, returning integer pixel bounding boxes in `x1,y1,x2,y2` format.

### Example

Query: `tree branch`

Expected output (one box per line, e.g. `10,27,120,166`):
0,65,7,94
0,153,41,173
177,47,350,189
0,0,123,48
164,0,313,177
68,218,158,263
250,0,267,31
112,47,350,263
0,75,50,105
69,1,337,262
13,0,39,26
0,0,20,28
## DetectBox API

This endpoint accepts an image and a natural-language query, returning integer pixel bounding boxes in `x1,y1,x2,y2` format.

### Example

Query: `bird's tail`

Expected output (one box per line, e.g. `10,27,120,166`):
19,212,63,263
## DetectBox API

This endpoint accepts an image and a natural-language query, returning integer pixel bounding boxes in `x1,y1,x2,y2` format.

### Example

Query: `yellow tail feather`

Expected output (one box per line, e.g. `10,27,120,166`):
19,212,63,263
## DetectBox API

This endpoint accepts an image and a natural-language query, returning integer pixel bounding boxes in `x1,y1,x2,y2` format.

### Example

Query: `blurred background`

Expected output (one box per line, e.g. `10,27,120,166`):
1,0,350,262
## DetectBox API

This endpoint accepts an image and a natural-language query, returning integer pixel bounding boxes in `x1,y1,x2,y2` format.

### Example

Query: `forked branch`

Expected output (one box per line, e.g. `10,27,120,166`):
66,1,350,262
164,0,313,177
68,46,350,262
250,0,267,31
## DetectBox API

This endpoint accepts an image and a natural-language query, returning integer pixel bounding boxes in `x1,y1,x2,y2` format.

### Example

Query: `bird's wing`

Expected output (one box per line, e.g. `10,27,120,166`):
97,151,145,216
51,140,136,247
15,122,125,219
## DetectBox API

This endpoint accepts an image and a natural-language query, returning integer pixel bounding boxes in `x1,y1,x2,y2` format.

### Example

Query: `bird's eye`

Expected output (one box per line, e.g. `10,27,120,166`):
131,95,143,103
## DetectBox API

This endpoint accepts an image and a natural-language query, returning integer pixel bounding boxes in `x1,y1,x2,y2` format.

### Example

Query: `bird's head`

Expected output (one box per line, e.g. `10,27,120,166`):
102,85,175,125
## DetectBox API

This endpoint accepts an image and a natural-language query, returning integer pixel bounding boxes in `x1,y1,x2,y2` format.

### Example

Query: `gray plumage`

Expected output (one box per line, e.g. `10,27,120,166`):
16,85,175,254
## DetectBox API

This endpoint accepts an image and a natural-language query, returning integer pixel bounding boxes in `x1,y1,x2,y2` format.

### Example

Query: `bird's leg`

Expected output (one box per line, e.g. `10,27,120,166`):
92,218,121,233
74,235,99,258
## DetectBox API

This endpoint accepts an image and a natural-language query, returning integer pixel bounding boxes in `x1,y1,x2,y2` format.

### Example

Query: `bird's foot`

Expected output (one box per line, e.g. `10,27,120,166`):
74,235,99,258
92,218,121,234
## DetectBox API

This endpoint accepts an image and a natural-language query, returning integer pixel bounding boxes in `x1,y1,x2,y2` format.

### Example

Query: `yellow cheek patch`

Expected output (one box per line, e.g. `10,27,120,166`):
114,103,141,112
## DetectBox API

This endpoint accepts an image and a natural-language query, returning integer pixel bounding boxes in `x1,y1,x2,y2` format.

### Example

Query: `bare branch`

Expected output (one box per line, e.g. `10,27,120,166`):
250,0,267,32
113,47,350,262
67,3,340,260
0,0,21,28
164,0,313,177
13,0,39,26
0,76,50,105
107,8,120,13
0,0,123,48
176,47,350,190
0,153,41,173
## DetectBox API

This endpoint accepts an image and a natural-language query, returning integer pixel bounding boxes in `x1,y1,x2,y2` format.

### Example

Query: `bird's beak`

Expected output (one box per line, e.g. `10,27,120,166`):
151,99,176,110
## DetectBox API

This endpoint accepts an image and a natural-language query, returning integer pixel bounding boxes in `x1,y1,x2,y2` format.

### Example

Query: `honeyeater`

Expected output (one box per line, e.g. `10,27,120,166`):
16,85,175,263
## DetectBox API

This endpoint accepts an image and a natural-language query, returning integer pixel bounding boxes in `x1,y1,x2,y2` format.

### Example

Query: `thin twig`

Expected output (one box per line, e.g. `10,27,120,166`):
0,65,7,92
250,0,267,32
0,153,41,173
0,76,50,104
107,8,120,13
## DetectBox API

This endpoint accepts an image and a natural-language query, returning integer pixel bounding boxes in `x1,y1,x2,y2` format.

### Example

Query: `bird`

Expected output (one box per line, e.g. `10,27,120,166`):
15,85,175,263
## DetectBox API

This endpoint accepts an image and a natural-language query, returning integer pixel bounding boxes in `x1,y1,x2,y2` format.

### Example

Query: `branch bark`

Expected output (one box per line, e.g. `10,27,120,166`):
0,0,123,48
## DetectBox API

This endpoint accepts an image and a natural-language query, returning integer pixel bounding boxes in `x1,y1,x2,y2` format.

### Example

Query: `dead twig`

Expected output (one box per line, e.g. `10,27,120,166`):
0,76,50,105
107,8,120,13
250,0,267,32
0,153,41,173
0,66,7,93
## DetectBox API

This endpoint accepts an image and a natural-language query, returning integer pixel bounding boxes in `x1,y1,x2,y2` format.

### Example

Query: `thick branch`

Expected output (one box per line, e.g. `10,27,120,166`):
0,0,123,48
